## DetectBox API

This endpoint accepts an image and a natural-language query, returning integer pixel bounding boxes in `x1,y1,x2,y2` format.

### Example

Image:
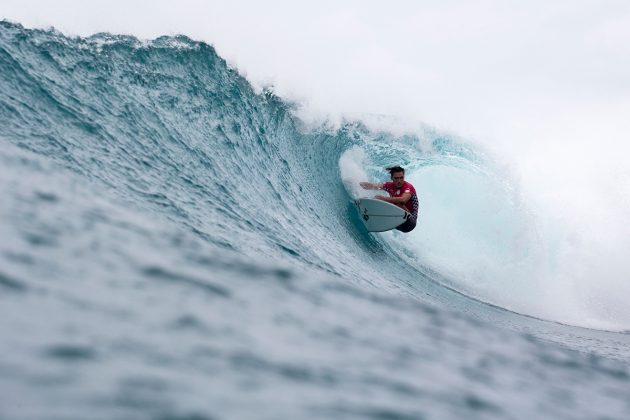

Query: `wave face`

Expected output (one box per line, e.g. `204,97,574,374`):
2,21,630,420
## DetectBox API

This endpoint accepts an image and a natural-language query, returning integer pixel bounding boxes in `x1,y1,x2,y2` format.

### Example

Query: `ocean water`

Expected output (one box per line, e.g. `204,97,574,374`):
1,21,630,420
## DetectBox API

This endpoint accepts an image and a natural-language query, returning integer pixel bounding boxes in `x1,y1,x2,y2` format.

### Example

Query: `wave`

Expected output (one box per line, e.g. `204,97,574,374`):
1,20,629,334
4,20,630,420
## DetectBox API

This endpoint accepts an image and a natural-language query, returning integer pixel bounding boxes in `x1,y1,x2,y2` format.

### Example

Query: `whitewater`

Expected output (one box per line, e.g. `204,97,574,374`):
1,21,630,419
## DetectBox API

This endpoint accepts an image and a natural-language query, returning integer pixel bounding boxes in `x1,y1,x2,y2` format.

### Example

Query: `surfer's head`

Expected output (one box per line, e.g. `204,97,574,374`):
387,166,405,188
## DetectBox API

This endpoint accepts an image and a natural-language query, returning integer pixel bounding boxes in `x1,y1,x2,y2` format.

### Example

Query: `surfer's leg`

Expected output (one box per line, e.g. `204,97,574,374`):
395,217,417,233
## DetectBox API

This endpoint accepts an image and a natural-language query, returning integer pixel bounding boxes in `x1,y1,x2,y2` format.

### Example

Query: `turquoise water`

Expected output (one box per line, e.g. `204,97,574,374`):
1,21,630,419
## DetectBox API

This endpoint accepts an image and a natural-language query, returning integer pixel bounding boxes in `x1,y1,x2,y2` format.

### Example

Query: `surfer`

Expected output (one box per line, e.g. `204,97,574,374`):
360,166,419,232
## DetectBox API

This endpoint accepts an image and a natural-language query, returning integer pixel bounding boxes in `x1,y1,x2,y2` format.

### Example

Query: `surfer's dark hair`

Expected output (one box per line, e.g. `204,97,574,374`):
386,166,405,176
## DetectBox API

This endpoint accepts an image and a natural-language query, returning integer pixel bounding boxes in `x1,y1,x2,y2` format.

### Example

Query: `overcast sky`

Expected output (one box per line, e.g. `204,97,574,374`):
2,1,630,161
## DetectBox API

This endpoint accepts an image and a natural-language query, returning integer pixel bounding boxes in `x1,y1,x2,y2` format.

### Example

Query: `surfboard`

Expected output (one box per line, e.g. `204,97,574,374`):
354,198,409,232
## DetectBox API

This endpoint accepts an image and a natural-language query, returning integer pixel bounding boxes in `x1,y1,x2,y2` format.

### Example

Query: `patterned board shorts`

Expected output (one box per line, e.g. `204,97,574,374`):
396,215,417,233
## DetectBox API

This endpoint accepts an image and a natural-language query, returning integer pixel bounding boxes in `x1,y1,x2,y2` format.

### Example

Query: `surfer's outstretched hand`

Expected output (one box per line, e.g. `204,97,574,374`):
375,195,386,201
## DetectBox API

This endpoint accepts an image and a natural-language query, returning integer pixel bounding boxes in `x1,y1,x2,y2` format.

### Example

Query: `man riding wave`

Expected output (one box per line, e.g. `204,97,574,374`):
360,166,418,233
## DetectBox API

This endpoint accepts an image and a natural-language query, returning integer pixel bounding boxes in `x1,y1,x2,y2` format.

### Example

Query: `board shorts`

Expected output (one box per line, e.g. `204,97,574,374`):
396,215,417,233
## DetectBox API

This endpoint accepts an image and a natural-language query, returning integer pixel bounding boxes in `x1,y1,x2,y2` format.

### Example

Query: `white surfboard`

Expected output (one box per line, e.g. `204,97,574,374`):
355,198,409,232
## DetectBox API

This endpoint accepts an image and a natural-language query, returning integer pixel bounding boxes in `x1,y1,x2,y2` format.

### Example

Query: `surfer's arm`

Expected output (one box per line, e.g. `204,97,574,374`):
360,182,384,190
375,193,411,205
